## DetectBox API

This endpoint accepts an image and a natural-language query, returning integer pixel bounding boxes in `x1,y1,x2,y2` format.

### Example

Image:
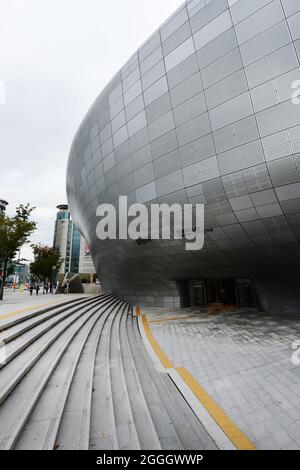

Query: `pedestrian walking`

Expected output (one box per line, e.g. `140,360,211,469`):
36,284,40,296
29,284,34,296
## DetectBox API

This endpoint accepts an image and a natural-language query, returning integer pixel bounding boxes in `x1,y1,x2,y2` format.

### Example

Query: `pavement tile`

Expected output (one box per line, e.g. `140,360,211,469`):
145,307,300,450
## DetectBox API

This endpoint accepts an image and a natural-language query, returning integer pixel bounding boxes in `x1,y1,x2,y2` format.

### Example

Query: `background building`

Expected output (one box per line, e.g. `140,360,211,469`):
67,0,300,312
53,204,96,278
6,263,30,286
0,200,8,215
53,204,72,274
78,237,96,276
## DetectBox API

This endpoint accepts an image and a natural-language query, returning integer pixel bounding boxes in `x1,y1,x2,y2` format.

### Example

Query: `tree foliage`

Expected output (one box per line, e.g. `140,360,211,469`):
0,204,36,300
30,245,62,281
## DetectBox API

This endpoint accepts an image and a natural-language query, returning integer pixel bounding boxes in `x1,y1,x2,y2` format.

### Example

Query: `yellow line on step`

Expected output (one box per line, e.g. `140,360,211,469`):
141,314,173,369
149,315,193,324
0,300,63,321
176,367,256,451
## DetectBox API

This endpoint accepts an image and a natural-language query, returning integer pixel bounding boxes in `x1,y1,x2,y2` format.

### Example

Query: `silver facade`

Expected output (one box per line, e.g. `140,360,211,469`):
67,0,300,312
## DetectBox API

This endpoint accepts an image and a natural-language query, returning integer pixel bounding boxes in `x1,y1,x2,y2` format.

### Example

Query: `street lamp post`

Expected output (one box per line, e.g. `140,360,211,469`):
0,199,8,299
51,266,57,294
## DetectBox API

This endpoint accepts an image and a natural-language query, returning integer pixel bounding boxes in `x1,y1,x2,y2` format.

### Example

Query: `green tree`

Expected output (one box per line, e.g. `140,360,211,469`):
0,204,37,300
30,245,62,282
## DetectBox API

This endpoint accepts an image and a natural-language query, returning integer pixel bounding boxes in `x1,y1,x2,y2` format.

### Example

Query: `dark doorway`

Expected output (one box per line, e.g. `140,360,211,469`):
207,279,237,305
236,279,254,307
207,280,218,304
188,280,206,307
194,282,206,306
187,279,254,308
219,279,237,305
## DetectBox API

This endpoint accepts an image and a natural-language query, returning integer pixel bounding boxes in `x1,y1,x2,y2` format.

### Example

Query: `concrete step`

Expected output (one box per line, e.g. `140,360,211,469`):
0,297,114,408
109,303,140,450
54,299,123,450
0,296,219,450
130,315,217,449
14,298,120,450
119,306,161,450
127,314,184,449
161,370,218,450
0,294,110,345
88,300,125,450
0,298,109,449
0,295,98,332
0,296,110,368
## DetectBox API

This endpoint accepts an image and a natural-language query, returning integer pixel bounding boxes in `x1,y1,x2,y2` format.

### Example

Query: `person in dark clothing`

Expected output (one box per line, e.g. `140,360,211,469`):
36,284,40,295
29,284,34,296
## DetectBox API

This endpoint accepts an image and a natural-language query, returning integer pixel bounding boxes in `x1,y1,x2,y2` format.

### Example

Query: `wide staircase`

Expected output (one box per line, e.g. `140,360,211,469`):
0,294,216,450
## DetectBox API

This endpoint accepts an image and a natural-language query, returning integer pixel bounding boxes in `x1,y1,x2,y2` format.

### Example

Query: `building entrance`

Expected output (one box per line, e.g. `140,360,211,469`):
188,279,254,308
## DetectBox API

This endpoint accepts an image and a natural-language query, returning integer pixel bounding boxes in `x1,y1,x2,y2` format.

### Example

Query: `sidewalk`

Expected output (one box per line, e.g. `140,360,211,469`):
0,289,90,321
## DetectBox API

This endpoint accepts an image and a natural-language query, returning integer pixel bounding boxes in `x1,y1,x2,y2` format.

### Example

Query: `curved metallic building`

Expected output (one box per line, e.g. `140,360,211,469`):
67,0,300,312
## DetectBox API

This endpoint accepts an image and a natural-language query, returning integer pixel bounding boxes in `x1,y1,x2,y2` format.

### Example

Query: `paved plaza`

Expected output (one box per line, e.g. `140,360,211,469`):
145,307,300,450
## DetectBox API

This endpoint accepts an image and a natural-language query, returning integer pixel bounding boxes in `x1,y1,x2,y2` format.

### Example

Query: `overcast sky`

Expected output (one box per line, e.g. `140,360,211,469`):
0,0,183,260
